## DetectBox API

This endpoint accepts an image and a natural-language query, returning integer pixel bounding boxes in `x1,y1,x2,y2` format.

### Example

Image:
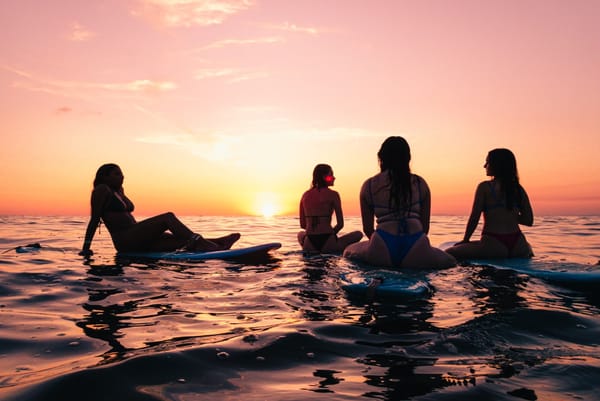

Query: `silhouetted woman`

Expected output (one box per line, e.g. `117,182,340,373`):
79,163,240,256
343,137,456,268
298,163,363,253
445,148,533,259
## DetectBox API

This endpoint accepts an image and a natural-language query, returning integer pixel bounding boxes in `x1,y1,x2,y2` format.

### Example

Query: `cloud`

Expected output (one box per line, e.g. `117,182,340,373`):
267,22,321,35
55,107,72,115
201,36,284,50
133,0,254,27
194,67,267,83
136,133,240,162
3,66,177,100
67,22,96,42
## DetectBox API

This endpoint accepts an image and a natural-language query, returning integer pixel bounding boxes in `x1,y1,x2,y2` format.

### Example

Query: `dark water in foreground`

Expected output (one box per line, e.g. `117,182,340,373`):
1,215,599,400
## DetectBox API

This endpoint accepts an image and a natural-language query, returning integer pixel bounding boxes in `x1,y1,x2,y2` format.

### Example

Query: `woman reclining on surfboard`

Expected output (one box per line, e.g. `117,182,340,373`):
445,148,534,260
79,163,240,256
298,164,363,253
343,137,456,268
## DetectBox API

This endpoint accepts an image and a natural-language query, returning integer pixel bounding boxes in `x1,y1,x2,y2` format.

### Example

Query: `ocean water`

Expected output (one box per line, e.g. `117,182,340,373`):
1,215,599,401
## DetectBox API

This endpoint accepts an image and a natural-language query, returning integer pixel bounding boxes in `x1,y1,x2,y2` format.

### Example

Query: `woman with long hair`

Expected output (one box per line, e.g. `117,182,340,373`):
446,148,534,259
79,163,240,256
343,137,455,268
298,163,362,253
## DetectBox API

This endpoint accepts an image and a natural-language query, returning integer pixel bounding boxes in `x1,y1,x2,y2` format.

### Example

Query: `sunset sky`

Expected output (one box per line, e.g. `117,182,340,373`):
1,0,599,217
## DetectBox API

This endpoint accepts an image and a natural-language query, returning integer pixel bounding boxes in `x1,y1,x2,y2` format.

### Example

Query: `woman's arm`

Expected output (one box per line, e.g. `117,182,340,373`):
419,178,431,234
518,186,534,226
79,185,110,256
359,181,375,238
461,183,486,242
299,194,307,229
332,191,344,234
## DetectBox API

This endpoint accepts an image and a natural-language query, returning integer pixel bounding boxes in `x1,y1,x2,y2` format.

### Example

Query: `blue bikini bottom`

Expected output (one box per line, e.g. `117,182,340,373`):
376,229,423,266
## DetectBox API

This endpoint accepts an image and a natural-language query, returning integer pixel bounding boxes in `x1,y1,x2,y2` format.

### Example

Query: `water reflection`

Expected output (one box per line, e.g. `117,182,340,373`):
78,260,133,364
468,264,528,313
309,369,344,393
292,254,349,322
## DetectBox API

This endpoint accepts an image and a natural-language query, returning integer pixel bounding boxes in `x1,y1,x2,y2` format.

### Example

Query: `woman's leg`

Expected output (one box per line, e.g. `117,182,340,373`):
343,234,392,266
447,235,512,260
509,235,534,258
402,235,456,269
116,212,240,252
298,231,307,246
334,231,364,253
114,213,193,251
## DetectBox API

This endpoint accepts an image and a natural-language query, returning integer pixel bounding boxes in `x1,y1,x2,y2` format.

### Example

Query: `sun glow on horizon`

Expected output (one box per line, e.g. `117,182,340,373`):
254,192,282,218
260,203,277,218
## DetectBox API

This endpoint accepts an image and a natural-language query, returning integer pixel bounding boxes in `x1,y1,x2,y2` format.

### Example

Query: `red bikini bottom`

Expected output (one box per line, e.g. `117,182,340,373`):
482,230,523,251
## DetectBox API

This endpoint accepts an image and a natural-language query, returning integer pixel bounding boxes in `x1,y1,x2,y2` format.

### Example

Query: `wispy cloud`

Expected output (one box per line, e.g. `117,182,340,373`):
3,65,177,100
201,36,284,50
267,22,321,35
194,67,268,83
131,120,386,171
136,133,240,162
55,106,72,115
133,0,254,27
67,22,96,42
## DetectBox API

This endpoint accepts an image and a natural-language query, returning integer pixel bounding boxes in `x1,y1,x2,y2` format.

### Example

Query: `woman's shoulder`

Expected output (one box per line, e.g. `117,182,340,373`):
476,180,493,189
411,173,426,182
361,173,382,191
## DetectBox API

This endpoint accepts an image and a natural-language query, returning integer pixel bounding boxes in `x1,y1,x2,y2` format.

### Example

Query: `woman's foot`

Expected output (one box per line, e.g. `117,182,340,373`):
211,233,241,250
185,234,220,252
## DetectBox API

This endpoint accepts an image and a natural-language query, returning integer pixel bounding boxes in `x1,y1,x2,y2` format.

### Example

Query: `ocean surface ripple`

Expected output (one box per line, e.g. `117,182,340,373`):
1,215,599,400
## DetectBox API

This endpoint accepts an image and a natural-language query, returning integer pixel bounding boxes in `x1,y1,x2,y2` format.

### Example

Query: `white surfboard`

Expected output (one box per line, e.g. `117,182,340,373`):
440,241,600,286
119,242,281,261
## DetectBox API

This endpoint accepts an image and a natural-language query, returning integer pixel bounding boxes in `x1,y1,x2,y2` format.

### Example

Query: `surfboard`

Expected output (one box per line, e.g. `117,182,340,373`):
439,241,600,286
119,242,282,261
340,270,433,300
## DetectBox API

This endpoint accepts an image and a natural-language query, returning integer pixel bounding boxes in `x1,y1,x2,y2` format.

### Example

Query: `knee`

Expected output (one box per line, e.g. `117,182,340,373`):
297,231,306,245
160,212,176,220
352,231,364,241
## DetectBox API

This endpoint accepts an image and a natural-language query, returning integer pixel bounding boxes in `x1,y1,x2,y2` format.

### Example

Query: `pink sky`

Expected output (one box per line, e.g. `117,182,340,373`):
1,0,599,216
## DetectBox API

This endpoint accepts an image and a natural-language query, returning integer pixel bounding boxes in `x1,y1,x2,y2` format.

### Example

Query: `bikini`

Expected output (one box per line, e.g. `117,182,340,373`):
104,191,134,212
376,229,423,265
368,176,424,265
304,214,335,251
101,191,135,233
306,233,334,251
482,231,523,252
482,182,524,252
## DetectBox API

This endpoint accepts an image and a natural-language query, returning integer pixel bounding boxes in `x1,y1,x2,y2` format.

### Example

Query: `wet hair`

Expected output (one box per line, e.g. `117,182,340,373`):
487,148,522,209
93,163,121,188
378,136,412,211
311,164,332,189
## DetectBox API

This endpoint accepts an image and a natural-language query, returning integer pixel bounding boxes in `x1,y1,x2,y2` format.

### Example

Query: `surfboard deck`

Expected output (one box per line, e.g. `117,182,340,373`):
439,241,600,286
119,242,281,261
340,270,433,300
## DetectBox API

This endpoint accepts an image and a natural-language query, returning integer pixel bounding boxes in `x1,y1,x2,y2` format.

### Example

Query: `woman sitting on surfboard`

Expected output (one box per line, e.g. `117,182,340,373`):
79,163,240,256
298,164,363,253
343,137,455,268
445,148,534,259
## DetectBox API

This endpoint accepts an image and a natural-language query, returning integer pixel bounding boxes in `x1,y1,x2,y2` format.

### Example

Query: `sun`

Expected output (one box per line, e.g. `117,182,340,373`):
260,203,277,218
254,192,280,218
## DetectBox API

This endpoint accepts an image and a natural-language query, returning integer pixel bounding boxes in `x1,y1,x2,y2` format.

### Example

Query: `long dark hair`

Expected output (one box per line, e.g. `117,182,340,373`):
487,148,522,209
378,136,412,211
311,163,332,189
93,163,120,188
